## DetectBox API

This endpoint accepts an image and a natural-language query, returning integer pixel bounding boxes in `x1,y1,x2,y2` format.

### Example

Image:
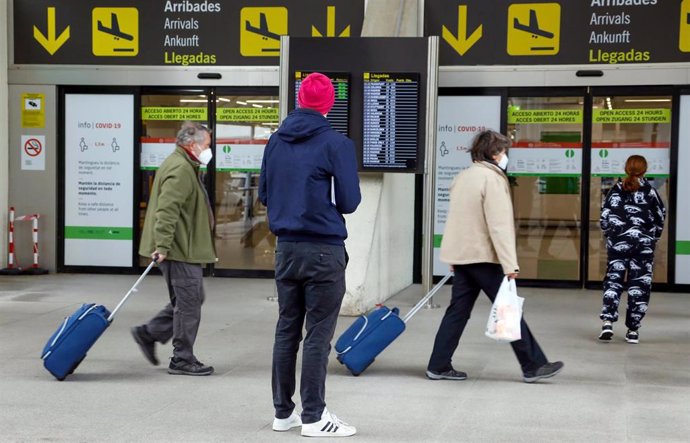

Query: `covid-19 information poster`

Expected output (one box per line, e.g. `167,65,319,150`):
677,96,690,284
433,96,501,275
64,94,134,267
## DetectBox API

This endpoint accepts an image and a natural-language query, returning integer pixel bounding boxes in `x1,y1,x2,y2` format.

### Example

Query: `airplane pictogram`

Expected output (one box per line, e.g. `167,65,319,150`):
97,13,134,41
513,9,554,40
245,12,280,45
239,7,287,57
507,3,560,56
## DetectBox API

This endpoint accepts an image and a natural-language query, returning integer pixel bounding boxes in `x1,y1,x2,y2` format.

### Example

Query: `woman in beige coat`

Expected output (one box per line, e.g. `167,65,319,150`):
426,130,564,383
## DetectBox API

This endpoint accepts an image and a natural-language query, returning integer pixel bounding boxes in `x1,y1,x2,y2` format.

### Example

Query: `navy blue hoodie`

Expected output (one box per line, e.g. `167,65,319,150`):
259,108,361,245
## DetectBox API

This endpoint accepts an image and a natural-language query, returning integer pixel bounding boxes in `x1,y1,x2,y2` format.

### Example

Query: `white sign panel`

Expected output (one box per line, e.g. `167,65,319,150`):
141,139,176,170
64,94,134,267
509,143,582,176
676,96,690,284
591,143,670,177
20,135,45,170
215,142,265,172
433,96,501,275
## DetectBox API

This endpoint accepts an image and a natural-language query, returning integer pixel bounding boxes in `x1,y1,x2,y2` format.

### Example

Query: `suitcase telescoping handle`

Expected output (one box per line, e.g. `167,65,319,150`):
107,259,157,322
402,272,453,323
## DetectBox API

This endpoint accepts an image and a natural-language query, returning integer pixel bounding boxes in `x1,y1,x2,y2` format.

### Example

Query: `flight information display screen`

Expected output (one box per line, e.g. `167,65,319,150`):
294,71,350,136
362,72,420,170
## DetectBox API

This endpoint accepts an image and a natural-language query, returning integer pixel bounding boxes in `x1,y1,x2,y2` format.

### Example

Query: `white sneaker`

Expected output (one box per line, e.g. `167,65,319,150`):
301,408,356,437
272,411,302,432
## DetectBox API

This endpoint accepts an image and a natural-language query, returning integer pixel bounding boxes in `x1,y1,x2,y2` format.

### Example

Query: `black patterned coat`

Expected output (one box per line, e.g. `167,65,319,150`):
600,178,666,259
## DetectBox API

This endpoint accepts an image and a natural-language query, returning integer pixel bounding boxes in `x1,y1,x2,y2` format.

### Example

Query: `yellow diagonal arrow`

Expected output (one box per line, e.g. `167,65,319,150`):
312,6,350,37
33,7,70,55
442,5,482,56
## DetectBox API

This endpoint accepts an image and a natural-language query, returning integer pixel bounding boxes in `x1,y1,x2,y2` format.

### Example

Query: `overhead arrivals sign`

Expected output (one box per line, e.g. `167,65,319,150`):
14,0,364,66
425,0,690,65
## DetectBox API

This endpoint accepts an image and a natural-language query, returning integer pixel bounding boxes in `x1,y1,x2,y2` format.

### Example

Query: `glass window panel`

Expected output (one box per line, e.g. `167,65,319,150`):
508,96,584,281
214,94,279,271
588,95,671,284
138,93,209,266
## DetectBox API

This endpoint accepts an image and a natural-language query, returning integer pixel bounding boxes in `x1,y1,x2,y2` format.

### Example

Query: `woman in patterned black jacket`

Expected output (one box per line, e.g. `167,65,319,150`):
598,155,665,344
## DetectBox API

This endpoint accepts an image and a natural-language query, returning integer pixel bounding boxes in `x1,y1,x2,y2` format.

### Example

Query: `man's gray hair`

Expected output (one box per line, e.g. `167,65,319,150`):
176,121,211,147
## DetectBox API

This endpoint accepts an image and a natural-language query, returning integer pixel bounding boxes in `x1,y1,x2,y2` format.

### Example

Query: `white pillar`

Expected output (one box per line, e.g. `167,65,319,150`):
341,0,420,314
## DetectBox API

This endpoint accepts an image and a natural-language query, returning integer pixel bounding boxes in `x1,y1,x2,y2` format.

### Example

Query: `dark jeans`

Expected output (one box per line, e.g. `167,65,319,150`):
428,263,548,375
272,241,346,424
142,260,205,364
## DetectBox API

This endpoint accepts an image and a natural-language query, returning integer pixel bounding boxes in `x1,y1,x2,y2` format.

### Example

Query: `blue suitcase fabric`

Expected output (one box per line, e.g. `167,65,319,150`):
41,303,111,381
335,306,406,376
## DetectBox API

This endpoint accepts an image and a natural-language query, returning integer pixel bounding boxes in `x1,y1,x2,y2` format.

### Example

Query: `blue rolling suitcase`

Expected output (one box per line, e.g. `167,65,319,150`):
41,261,156,381
335,273,452,376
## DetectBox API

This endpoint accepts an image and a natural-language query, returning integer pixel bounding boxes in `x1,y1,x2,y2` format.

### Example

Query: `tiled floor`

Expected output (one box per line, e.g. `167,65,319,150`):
1,273,688,442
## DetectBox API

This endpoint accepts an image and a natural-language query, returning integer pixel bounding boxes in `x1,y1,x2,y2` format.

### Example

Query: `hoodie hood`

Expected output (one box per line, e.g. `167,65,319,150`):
277,108,331,143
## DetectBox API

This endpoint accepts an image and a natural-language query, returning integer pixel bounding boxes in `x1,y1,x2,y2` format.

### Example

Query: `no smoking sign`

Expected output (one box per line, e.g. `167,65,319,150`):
21,135,46,170
24,138,42,156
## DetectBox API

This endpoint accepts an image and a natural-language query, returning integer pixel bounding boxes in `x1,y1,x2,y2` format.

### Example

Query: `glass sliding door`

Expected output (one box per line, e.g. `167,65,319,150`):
139,89,210,266
588,93,672,284
507,94,585,282
213,89,279,274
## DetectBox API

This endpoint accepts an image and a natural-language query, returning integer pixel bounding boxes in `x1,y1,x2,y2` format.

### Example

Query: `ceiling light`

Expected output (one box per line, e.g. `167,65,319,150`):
217,97,231,102
179,99,208,103
623,98,671,103
246,99,280,103
252,104,263,108
236,100,247,105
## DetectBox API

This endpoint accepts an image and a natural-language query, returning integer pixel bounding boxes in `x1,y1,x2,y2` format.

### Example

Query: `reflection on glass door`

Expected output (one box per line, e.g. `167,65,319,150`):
508,96,584,281
588,95,671,284
139,91,210,266
214,93,279,272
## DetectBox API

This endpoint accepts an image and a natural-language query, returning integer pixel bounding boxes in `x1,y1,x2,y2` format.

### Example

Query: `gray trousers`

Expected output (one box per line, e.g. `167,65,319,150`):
272,241,347,424
143,260,205,364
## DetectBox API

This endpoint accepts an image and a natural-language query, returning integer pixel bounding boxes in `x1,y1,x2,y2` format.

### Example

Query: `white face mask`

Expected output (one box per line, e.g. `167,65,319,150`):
198,148,213,166
497,153,509,170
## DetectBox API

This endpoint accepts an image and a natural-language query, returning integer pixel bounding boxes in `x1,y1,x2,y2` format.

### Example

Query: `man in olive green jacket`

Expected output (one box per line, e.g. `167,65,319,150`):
132,122,217,376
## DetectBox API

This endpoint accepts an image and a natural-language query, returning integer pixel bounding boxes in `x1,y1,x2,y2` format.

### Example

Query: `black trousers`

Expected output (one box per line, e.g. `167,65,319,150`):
143,260,205,364
428,263,548,375
272,241,347,424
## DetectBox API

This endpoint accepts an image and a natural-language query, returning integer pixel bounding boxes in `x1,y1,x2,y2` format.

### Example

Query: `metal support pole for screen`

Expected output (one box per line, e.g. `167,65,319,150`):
421,36,441,308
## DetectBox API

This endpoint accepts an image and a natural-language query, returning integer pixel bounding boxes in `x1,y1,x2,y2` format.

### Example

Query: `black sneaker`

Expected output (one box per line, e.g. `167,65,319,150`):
425,368,467,380
167,358,214,376
598,323,613,341
625,330,639,344
523,361,564,383
131,326,159,366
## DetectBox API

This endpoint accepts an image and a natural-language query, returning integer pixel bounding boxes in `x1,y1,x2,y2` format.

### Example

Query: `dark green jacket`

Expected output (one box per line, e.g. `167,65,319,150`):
139,146,216,263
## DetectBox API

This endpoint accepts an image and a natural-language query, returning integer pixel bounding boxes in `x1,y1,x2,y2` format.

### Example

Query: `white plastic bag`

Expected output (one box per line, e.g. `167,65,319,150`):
485,277,524,342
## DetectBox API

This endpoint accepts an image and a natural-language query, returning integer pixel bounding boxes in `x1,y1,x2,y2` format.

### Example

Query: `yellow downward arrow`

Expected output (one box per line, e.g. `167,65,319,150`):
442,5,482,56
33,7,70,55
312,6,350,37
